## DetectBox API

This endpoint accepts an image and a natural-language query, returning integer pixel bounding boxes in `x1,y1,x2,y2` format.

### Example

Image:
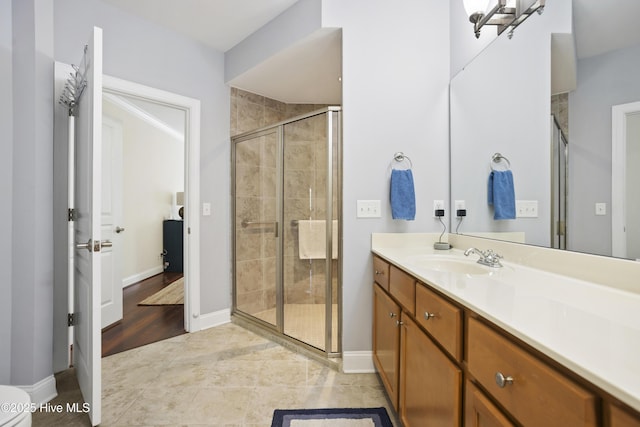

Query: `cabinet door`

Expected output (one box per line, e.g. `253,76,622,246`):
373,283,401,410
608,403,640,427
465,381,515,427
399,314,462,427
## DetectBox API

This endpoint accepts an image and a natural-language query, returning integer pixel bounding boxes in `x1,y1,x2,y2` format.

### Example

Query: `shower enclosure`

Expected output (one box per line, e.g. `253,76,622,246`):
232,107,341,356
551,115,568,250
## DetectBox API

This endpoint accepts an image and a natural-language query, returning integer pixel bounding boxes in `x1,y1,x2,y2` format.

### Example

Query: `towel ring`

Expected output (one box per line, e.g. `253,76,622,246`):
392,152,413,169
490,153,511,171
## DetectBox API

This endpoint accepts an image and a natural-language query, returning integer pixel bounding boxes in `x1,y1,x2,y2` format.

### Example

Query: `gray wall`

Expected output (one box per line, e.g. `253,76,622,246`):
322,0,451,353
53,0,231,316
10,0,55,386
3,0,230,388
449,0,498,78
569,43,640,256
0,0,13,385
226,0,451,355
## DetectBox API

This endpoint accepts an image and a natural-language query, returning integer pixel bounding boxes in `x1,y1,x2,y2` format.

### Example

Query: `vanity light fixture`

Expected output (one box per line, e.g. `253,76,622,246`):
464,0,546,39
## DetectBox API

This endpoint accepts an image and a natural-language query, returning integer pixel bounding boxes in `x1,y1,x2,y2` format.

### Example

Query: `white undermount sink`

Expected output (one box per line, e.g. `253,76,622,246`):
406,255,492,276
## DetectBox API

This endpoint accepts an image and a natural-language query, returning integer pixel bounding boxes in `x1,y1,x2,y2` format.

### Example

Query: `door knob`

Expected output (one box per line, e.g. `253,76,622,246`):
76,239,111,252
424,311,437,320
76,239,92,251
495,372,514,388
115,226,125,233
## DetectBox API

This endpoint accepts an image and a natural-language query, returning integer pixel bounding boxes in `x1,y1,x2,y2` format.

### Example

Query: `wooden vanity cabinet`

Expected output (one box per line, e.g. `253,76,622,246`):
415,283,462,361
467,316,598,427
373,255,390,290
607,403,640,427
399,313,462,427
465,381,515,427
372,254,640,426
373,281,401,410
389,265,415,316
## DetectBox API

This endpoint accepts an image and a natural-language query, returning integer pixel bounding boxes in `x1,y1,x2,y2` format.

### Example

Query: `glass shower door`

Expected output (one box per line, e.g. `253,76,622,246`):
282,111,340,353
551,116,568,250
233,129,280,326
232,107,341,356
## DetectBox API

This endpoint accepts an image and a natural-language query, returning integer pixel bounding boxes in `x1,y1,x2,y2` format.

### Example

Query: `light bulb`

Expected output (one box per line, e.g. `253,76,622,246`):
463,0,490,17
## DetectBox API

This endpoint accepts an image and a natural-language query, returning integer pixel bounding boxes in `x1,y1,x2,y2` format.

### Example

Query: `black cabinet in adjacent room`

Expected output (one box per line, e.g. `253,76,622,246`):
163,220,183,272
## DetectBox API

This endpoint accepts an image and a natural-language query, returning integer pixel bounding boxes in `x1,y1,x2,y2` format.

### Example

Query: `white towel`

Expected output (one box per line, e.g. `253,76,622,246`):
297,220,338,260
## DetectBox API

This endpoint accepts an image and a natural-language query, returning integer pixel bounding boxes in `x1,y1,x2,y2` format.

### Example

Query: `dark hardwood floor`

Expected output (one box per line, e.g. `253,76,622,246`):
101,272,186,358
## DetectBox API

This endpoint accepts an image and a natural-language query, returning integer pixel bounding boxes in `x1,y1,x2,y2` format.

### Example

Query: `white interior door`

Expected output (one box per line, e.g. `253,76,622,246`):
612,101,640,260
73,26,103,426
101,116,123,328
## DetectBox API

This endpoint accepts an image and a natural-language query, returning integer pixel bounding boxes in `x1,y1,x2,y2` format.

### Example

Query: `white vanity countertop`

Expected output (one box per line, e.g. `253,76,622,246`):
372,241,640,412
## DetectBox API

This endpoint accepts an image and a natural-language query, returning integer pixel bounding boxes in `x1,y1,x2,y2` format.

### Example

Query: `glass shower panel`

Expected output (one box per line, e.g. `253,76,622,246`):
282,113,337,351
551,116,568,250
234,130,279,325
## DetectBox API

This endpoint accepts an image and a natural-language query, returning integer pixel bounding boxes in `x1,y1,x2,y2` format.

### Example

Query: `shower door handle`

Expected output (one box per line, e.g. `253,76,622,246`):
241,220,279,237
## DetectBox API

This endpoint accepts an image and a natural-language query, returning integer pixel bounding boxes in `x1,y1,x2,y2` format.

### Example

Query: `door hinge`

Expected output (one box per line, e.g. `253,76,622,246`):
68,313,78,327
68,208,77,222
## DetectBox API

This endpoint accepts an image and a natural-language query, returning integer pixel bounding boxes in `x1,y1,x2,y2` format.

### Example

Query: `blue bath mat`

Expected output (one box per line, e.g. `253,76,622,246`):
271,407,393,427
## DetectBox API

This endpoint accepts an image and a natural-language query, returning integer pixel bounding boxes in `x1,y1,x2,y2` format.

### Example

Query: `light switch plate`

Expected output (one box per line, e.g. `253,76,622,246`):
516,200,538,218
357,200,381,218
595,202,606,216
202,202,211,216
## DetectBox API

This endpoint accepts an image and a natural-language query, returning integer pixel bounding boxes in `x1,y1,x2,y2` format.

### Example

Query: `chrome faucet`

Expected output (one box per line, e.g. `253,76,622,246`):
464,247,503,268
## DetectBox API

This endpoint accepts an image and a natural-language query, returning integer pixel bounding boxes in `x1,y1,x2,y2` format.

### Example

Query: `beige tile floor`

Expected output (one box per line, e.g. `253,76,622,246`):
33,322,398,427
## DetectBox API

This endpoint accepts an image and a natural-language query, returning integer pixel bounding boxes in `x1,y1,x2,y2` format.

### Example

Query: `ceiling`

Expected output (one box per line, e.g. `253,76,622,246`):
573,0,640,59
99,0,640,103
100,0,341,104
99,0,301,52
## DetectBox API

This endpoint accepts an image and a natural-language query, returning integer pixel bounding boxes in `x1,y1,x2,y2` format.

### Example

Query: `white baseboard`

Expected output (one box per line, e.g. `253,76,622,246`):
193,308,231,331
122,265,164,288
17,374,57,405
342,351,375,373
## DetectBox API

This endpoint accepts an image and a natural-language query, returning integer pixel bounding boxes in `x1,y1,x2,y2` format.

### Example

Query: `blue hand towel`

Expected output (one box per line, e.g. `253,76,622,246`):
488,170,516,220
390,169,416,220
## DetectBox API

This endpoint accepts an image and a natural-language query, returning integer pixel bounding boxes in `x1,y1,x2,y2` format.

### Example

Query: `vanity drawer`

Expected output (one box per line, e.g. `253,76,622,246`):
373,256,390,291
467,317,597,427
389,265,415,316
415,283,462,361
607,403,640,427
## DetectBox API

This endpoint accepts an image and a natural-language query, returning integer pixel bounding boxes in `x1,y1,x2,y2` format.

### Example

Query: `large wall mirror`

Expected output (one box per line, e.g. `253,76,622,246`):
450,0,640,260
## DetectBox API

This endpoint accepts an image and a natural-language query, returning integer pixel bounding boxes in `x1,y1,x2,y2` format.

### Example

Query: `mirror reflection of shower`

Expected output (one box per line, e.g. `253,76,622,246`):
551,114,568,250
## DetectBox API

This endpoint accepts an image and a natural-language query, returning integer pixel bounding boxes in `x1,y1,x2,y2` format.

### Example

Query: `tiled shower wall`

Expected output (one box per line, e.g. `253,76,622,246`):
232,88,337,317
231,88,328,136
282,114,338,306
551,93,569,139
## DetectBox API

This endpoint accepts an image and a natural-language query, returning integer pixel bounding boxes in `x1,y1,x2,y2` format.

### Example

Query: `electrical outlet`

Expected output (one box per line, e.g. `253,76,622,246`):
454,200,466,210
433,200,445,217
357,200,381,218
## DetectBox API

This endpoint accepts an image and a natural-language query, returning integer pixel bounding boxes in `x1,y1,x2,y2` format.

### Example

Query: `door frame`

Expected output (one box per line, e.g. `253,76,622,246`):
612,101,640,259
103,75,201,332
